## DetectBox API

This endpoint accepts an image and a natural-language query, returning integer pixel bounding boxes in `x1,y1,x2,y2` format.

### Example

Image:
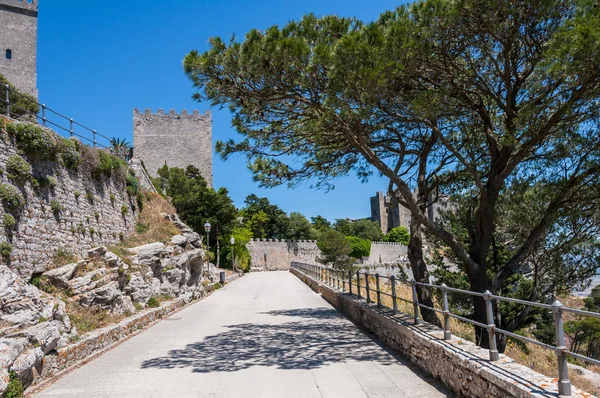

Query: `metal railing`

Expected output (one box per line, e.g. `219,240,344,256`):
1,84,114,151
291,262,600,396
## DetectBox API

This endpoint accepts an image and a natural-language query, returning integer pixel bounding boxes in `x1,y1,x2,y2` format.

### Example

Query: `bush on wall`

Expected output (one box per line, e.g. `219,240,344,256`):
0,184,24,211
6,155,31,184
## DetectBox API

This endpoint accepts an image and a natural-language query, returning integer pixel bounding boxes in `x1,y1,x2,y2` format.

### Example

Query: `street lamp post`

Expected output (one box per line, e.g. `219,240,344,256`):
204,222,211,265
230,236,235,272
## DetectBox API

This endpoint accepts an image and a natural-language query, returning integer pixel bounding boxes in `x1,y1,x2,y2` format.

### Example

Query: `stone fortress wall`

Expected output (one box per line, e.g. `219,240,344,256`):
0,127,137,280
247,239,408,271
0,0,38,97
133,108,213,186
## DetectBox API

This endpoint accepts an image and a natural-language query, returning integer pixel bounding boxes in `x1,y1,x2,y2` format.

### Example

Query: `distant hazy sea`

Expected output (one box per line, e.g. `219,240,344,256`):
573,275,600,297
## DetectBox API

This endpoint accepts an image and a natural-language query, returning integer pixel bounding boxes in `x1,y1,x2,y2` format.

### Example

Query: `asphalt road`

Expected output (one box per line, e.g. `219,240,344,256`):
35,271,452,398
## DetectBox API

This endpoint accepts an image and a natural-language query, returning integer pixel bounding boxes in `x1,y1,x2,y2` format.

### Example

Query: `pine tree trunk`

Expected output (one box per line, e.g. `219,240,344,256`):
408,216,441,327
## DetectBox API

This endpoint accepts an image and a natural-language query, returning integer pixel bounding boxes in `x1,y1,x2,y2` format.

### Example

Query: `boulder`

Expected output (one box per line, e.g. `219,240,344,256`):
124,273,153,305
22,321,62,354
87,246,107,257
9,347,43,387
68,269,108,295
0,337,27,368
0,266,54,327
78,282,121,308
184,232,201,247
0,368,9,395
103,251,120,267
110,295,135,315
171,235,188,247
42,262,78,288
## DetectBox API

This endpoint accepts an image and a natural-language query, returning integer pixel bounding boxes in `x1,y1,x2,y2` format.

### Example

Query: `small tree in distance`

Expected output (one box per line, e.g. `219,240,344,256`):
317,229,355,271
384,227,410,245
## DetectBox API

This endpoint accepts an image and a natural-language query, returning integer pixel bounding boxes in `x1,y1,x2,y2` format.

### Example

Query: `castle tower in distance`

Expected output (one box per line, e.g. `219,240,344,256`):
133,109,213,187
0,0,38,97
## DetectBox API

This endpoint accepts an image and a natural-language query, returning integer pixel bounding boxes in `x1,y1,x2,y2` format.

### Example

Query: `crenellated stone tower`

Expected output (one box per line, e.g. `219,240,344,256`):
133,108,213,186
0,0,38,97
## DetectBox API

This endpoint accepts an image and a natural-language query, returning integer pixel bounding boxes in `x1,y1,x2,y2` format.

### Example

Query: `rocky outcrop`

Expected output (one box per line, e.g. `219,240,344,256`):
0,213,216,395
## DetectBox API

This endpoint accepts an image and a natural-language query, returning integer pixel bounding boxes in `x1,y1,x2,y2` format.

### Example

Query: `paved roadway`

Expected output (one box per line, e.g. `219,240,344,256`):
36,272,452,398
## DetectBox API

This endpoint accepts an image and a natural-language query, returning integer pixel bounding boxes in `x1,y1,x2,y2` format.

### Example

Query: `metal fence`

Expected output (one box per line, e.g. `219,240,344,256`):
291,262,600,396
1,83,114,151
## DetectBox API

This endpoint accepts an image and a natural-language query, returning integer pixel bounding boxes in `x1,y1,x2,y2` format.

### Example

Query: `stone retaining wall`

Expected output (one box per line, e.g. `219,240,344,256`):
247,239,408,271
290,267,592,398
0,124,136,280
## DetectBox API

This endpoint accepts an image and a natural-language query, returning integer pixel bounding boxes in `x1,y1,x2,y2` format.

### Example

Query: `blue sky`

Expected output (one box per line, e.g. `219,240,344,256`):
37,0,401,222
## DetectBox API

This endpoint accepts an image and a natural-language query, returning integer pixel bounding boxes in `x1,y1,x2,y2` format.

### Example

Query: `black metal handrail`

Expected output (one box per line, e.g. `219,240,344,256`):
290,262,600,397
1,84,114,152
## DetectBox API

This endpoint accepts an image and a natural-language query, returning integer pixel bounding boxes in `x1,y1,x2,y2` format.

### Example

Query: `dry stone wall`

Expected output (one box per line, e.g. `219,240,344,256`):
247,239,408,271
0,128,137,280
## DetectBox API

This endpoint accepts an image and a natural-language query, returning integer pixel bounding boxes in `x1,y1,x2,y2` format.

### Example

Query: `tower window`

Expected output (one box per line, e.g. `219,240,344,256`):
5,50,12,60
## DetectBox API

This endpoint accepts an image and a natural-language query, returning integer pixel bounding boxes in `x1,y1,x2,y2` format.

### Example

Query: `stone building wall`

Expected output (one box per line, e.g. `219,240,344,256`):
133,109,212,186
247,239,408,271
0,0,38,97
0,131,137,280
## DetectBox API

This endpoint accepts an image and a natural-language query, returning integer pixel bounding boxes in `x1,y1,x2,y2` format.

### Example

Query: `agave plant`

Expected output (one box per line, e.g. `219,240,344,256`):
110,137,131,158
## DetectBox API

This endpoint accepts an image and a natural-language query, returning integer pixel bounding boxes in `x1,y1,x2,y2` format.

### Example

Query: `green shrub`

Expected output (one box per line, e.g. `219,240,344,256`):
0,184,24,211
74,191,81,200
89,227,95,236
4,371,24,398
134,302,143,311
136,222,148,234
3,214,16,229
8,122,59,160
93,151,126,180
147,296,160,308
94,211,100,221
0,241,13,258
86,190,94,203
47,176,57,188
50,199,61,214
346,236,371,259
6,155,31,184
38,316,48,323
1,74,39,117
125,173,139,196
121,205,128,216
109,193,116,204
59,137,81,169
119,231,124,241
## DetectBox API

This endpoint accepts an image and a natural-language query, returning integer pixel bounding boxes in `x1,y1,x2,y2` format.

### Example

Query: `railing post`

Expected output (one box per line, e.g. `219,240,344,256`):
552,300,571,396
42,104,46,126
411,280,421,325
441,284,451,340
356,271,361,299
390,275,398,314
375,273,381,308
348,270,352,295
365,273,371,304
483,290,499,361
93,130,97,147
70,118,74,137
5,84,10,117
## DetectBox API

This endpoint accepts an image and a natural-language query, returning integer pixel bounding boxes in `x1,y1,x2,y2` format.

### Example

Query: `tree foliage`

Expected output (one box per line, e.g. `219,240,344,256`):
346,236,371,258
334,218,383,241
185,0,600,349
317,229,354,270
384,226,410,244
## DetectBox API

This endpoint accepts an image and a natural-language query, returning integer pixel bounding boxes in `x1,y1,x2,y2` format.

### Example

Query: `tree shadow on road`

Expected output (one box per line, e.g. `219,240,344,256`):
141,307,393,373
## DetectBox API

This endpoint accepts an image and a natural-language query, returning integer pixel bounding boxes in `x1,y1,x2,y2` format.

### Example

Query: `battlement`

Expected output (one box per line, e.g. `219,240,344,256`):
371,241,407,246
250,238,318,243
133,108,211,120
0,0,38,13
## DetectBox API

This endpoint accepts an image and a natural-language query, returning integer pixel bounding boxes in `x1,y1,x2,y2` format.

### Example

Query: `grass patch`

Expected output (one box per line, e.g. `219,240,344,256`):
66,301,125,335
147,296,160,308
119,192,179,247
4,371,24,398
53,248,77,267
